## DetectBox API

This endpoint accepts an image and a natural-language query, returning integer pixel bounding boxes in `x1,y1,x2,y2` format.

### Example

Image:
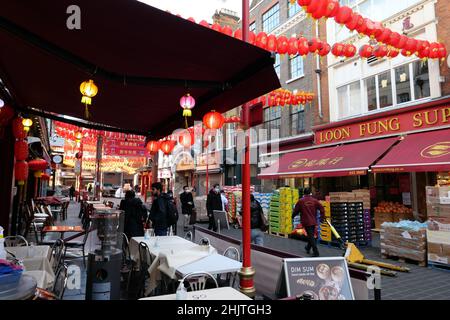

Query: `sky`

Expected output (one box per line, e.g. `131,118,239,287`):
138,0,242,23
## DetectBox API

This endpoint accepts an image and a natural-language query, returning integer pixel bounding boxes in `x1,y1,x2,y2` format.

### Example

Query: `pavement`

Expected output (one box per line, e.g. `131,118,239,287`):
31,199,450,300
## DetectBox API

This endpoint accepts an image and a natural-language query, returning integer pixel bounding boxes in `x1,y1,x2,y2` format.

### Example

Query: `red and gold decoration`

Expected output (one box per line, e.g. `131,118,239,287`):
0,104,15,137
203,110,225,130
146,140,160,154
22,118,33,132
160,139,176,155
79,79,98,119
28,158,48,178
178,128,195,148
14,161,28,185
14,140,29,161
41,173,51,181
249,89,315,108
12,117,27,140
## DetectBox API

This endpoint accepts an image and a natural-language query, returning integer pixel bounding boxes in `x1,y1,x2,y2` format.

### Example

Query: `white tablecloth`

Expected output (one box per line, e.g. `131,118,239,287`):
130,236,217,293
139,287,252,300
176,253,242,277
6,245,51,260
23,270,54,289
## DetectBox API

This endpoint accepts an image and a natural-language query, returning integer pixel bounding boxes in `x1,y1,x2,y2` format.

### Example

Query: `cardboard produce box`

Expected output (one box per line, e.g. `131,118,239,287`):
427,203,450,219
426,186,450,198
381,222,427,262
427,229,450,265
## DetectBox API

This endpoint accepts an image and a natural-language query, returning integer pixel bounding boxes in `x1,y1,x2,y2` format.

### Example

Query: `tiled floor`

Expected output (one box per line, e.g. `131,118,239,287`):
40,200,450,300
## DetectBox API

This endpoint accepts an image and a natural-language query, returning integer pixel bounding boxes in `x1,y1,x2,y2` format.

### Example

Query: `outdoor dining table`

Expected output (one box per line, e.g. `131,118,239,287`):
139,287,252,300
42,225,84,239
5,245,55,290
130,236,218,293
175,253,242,278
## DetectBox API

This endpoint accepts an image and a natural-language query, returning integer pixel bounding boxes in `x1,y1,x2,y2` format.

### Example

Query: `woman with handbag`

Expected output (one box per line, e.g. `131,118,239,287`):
249,194,267,246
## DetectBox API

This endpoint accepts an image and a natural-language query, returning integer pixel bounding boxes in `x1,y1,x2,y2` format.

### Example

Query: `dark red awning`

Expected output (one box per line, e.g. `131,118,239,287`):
0,0,279,138
372,129,450,173
259,137,398,179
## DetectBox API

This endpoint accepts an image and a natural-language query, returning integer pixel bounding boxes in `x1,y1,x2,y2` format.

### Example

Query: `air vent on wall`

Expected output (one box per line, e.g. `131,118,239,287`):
366,55,378,65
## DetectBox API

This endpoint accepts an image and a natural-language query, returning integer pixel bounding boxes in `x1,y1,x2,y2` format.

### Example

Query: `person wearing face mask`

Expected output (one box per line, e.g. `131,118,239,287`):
206,184,222,232
149,182,171,236
180,186,194,231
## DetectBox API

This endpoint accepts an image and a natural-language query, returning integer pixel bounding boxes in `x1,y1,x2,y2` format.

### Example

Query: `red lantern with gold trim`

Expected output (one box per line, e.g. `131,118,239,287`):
146,140,160,154
199,20,210,28
160,140,176,155
14,160,28,185
277,36,289,55
14,140,29,161
41,173,51,181
438,43,447,60
28,158,48,171
334,6,352,25
267,34,278,52
256,32,268,50
12,117,27,139
288,36,299,56
331,43,344,57
345,13,359,31
298,0,312,7
396,35,408,50
310,0,329,20
221,26,233,37
374,45,389,59
324,0,340,18
178,129,195,148
387,48,400,59
343,44,356,58
359,45,374,58
388,32,401,48
211,23,222,33
375,28,392,44
308,38,320,53
318,43,331,56
297,37,309,56
203,111,225,130
234,28,243,40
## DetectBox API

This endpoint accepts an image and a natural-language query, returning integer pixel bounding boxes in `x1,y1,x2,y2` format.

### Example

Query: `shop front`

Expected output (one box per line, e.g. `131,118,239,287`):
194,152,223,196
174,153,195,196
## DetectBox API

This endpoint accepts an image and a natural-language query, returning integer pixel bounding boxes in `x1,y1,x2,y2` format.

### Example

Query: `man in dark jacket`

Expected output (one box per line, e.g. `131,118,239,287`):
206,184,222,232
119,190,148,239
292,188,325,257
180,186,194,231
149,182,171,236
250,194,265,246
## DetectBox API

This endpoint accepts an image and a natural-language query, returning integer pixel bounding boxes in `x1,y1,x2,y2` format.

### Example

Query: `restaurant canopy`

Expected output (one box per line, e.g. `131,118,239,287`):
372,129,450,173
259,137,398,179
0,0,279,138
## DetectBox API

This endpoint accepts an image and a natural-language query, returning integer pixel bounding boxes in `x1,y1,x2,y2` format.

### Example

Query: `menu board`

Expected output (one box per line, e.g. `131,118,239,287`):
283,257,354,300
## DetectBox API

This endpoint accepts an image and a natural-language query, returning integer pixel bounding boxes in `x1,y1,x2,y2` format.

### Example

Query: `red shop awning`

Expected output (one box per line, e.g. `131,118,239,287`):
259,137,398,179
372,129,450,173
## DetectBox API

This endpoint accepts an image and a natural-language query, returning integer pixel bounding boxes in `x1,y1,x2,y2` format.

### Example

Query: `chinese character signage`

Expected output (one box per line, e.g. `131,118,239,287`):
103,139,149,157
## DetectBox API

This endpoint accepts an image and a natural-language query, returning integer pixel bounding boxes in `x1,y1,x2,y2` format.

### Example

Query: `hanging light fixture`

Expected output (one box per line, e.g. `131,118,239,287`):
80,79,98,119
146,140,160,154
180,93,196,128
160,139,176,155
22,118,33,132
178,128,194,148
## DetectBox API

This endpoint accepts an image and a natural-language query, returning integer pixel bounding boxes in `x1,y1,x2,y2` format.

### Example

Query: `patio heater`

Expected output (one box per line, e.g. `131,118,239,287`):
86,208,123,300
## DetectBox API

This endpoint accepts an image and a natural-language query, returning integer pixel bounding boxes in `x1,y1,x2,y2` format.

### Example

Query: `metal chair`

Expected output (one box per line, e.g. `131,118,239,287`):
136,242,153,298
181,271,218,292
64,220,91,267
4,235,28,247
222,247,241,288
198,237,210,246
122,233,136,292
184,231,193,242
50,239,65,273
52,264,68,300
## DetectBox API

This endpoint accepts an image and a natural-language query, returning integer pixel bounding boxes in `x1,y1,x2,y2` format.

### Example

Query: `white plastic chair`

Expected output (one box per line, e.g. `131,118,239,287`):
184,231,193,242
4,235,28,247
181,271,218,292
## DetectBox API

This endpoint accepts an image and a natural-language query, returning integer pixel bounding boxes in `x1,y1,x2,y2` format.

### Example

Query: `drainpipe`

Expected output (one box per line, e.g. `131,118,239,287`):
315,20,323,119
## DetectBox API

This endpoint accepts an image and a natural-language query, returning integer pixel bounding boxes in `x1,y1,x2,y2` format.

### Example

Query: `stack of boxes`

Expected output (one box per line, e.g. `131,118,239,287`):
253,192,273,219
226,192,237,222
426,186,450,267
269,188,298,235
380,221,427,265
319,201,331,242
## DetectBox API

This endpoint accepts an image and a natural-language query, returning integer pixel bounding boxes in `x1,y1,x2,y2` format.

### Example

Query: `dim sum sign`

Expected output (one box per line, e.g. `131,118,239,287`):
283,257,354,300
315,104,450,145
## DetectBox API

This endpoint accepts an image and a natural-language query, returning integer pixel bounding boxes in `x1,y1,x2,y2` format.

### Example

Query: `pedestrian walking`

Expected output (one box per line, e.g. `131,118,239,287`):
69,184,75,201
119,190,148,239
180,186,194,232
250,194,267,246
206,184,222,232
149,182,177,236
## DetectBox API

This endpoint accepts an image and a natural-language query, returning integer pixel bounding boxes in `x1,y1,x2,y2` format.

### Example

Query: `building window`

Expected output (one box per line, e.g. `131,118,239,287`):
291,105,305,135
263,107,281,141
395,65,411,104
366,76,377,111
249,22,256,32
378,71,393,108
413,60,430,100
274,54,281,78
337,81,362,119
225,123,236,149
289,55,304,80
262,3,280,33
288,0,301,17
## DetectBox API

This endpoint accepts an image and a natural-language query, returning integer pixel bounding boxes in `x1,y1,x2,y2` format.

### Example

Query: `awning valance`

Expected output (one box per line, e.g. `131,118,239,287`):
259,137,398,179
372,129,450,173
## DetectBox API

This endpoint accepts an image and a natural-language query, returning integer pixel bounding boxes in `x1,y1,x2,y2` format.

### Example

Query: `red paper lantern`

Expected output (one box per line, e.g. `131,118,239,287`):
28,158,48,171
417,47,430,60
221,26,233,37
14,160,28,185
12,117,27,140
318,43,331,56
211,23,222,32
14,140,28,161
203,111,225,130
178,130,194,148
355,17,367,35
146,140,160,154
331,43,344,57
359,45,374,58
234,28,243,40
160,140,176,155
298,0,312,7
187,17,196,23
396,35,408,49
429,42,440,59
256,32,268,49
306,0,322,14
387,48,400,59
310,0,329,20
277,36,289,55
375,28,392,44
288,36,299,56
334,6,352,25
438,43,447,60
343,44,356,58
267,34,278,52
199,20,209,28
0,105,15,126
404,38,418,54
297,37,309,56
41,173,51,181
374,45,388,58
331,43,345,56
249,31,256,45
324,0,340,18
345,13,360,31
388,32,401,47
308,38,320,53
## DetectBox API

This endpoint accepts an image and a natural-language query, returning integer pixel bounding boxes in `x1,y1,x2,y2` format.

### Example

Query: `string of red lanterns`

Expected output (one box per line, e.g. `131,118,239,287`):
12,116,29,185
